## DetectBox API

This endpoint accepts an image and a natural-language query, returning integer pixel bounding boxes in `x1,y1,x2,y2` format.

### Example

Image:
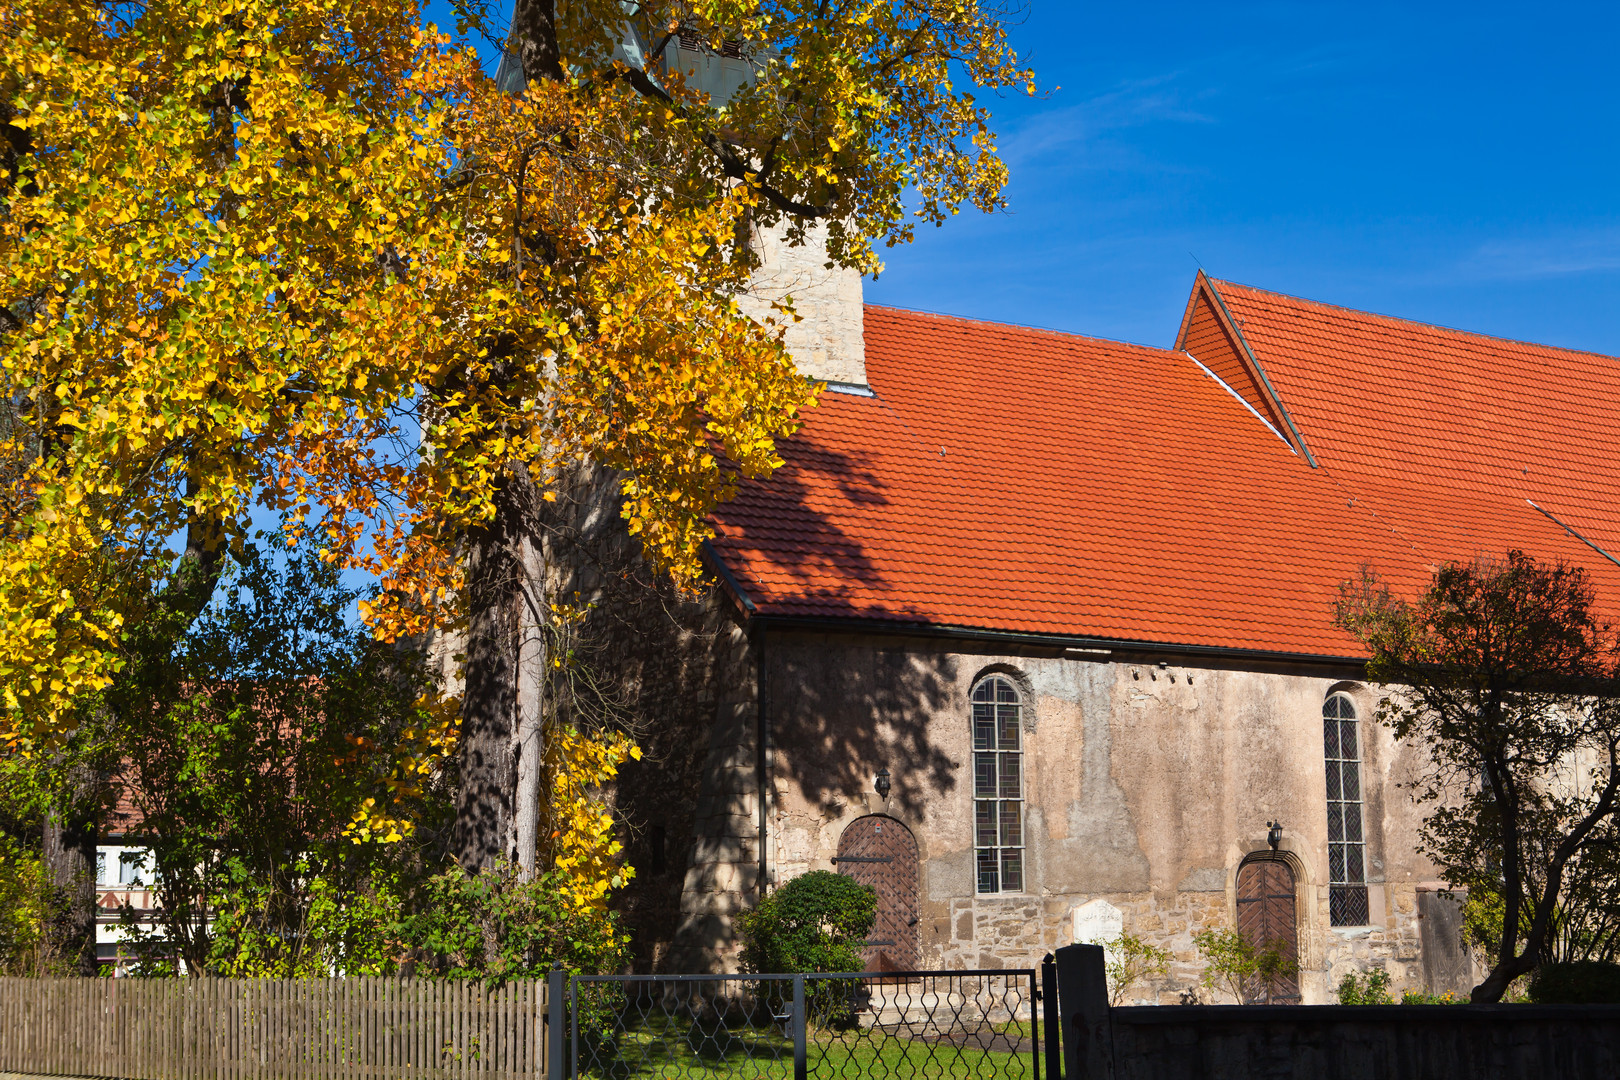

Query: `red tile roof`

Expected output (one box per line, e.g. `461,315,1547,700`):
708,280,1620,658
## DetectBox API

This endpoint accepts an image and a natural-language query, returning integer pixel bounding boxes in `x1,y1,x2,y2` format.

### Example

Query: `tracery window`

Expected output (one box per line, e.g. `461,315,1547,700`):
1324,692,1370,925
972,675,1024,893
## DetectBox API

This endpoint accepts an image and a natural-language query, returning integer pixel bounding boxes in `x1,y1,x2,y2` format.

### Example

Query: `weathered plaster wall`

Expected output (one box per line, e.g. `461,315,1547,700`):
760,632,1474,1003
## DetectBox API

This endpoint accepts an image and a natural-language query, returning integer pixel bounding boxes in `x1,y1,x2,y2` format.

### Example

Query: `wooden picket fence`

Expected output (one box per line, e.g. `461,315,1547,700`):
0,977,549,1080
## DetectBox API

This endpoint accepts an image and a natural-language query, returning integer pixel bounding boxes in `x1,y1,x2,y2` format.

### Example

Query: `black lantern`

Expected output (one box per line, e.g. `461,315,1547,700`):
874,767,892,800
1267,821,1283,850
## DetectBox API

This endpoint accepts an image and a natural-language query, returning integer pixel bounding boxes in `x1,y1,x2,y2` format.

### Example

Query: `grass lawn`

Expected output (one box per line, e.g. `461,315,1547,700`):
574,1014,1040,1080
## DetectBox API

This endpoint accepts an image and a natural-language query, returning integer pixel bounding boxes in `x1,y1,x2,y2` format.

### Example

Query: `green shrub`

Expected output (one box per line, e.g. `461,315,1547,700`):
1193,927,1298,1004
0,836,46,975
1337,967,1393,1004
738,870,876,976
399,863,630,981
1089,932,1172,1006
1528,961,1620,1004
737,871,876,1027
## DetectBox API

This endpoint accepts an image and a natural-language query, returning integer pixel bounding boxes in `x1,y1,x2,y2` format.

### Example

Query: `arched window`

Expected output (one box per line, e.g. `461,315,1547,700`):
1324,692,1369,925
972,675,1024,893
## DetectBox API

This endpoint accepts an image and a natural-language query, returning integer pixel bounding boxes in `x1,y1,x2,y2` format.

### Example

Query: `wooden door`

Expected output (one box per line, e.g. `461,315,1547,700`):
1235,858,1301,1003
834,816,920,972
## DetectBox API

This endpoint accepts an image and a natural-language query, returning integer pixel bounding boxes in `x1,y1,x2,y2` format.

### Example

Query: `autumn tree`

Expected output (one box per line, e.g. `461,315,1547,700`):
0,0,1030,889
1336,552,1620,1002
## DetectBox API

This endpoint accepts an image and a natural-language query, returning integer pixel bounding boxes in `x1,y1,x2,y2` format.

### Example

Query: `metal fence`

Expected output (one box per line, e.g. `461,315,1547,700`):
0,976,548,1080
565,969,1044,1080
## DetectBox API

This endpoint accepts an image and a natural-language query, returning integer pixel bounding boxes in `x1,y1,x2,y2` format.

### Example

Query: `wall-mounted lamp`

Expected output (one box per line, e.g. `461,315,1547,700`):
874,767,892,800
1267,821,1283,850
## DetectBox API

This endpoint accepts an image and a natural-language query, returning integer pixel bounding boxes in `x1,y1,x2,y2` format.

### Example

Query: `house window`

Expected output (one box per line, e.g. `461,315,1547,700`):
973,675,1024,893
1324,692,1369,925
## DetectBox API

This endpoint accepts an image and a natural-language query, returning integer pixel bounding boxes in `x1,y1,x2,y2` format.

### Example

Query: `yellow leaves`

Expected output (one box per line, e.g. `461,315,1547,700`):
545,722,641,911
0,0,1019,752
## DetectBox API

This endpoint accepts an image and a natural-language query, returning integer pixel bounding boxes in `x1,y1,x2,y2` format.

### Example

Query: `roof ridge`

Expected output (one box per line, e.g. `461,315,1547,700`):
863,303,1178,356
1210,278,1620,363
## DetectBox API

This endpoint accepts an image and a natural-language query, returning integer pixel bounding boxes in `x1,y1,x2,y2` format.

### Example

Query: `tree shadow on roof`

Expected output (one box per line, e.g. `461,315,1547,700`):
712,409,942,624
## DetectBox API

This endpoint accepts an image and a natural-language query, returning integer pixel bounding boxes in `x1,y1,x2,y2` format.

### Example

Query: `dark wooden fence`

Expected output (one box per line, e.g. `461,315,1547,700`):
1051,944,1620,1080
0,977,548,1080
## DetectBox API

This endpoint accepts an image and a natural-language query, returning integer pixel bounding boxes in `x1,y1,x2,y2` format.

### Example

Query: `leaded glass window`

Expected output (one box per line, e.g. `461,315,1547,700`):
973,676,1024,893
1324,692,1369,925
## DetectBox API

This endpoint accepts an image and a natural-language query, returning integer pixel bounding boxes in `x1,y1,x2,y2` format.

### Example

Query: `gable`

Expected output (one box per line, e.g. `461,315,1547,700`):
1175,273,1315,465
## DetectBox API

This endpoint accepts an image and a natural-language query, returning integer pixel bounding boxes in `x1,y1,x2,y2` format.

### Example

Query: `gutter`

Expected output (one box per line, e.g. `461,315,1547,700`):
702,540,756,614
754,626,770,899
745,613,1368,672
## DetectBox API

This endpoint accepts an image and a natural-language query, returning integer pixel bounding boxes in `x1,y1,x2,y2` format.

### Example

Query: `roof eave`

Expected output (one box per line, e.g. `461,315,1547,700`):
745,611,1369,672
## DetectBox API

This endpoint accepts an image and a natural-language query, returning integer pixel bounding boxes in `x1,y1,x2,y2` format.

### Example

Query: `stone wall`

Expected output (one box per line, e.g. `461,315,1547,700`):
540,469,760,973
760,630,1475,1001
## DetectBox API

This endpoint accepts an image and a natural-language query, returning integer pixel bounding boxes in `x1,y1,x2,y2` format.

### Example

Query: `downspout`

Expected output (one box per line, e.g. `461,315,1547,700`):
755,627,770,899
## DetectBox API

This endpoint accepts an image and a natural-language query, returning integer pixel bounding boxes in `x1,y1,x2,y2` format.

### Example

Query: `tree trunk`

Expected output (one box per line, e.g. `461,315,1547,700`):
42,764,100,975
1472,953,1535,1003
453,472,552,876
507,0,566,84
453,473,531,871
512,529,548,880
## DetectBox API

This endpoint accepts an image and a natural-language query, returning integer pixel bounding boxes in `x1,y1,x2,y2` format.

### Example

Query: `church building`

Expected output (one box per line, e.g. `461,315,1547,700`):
591,244,1620,1005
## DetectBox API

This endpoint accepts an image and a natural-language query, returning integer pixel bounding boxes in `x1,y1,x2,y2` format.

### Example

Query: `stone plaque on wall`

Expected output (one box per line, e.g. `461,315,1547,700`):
1418,887,1473,997
1072,898,1124,947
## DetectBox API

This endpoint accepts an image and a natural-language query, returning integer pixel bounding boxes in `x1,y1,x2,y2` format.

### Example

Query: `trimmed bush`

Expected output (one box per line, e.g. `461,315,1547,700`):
1528,961,1620,1004
738,870,876,975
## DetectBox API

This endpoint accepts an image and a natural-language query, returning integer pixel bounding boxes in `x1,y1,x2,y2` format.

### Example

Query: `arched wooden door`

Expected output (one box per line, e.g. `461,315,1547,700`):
1235,858,1301,1003
834,815,920,972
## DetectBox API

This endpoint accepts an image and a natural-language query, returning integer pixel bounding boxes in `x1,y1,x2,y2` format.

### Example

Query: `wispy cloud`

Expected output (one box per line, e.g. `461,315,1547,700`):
1005,72,1216,161
1462,228,1620,280
1000,73,1217,171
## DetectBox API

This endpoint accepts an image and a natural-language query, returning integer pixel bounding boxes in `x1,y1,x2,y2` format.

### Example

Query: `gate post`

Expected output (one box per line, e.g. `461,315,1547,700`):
547,962,566,1080
1042,953,1063,1080
792,975,807,1080
1054,944,1112,1080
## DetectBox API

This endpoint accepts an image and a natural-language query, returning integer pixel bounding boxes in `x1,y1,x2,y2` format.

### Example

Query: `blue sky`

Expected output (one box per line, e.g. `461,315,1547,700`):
430,1,1620,353
865,2,1620,354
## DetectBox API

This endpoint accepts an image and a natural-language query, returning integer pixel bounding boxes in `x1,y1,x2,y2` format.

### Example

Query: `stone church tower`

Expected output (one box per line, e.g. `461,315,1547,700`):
739,224,868,387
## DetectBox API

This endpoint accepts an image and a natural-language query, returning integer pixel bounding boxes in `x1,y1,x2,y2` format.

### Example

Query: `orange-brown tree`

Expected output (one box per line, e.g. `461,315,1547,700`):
1337,552,1620,1001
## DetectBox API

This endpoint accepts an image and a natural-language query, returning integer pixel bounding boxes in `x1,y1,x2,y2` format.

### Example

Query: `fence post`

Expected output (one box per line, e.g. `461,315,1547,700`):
1042,953,1063,1080
791,975,806,1080
547,963,566,1080
1054,944,1112,1080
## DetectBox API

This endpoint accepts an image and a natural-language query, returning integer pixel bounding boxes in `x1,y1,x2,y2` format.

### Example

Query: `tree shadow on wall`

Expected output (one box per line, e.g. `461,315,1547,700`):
766,638,960,828
536,407,957,969
722,409,963,821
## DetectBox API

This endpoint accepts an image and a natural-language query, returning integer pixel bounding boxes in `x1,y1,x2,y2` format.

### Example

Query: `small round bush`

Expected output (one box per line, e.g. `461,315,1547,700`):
738,870,876,975
1528,961,1620,1004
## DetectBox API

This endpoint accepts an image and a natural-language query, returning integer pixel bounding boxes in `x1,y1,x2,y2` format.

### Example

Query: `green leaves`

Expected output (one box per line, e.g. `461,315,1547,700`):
737,869,876,976
103,535,447,974
1193,927,1299,1005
